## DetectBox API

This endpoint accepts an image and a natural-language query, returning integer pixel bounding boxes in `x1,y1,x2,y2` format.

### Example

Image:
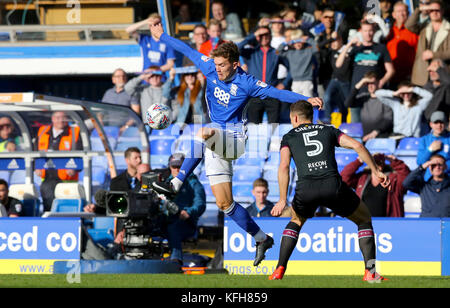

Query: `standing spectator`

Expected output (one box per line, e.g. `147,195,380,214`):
321,33,352,124
0,179,23,217
354,13,390,44
210,0,244,40
35,111,82,211
277,30,318,98
183,24,209,67
163,153,206,264
125,13,175,76
345,72,393,141
110,147,142,191
375,82,433,138
336,21,395,121
341,153,410,217
199,19,225,57
0,116,20,152
423,59,450,123
402,154,450,217
246,178,275,217
124,66,172,123
166,67,206,124
411,0,450,87
405,0,431,34
386,2,419,87
238,25,291,124
417,111,450,181
379,0,394,29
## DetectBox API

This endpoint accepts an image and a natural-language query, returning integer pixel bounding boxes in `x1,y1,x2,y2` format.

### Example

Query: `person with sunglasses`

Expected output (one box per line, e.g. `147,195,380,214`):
403,153,450,217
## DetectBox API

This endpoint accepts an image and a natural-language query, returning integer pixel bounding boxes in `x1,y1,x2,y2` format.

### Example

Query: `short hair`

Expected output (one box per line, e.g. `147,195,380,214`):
207,18,222,29
193,24,207,32
124,147,141,159
0,179,8,188
210,41,240,63
363,71,379,79
290,100,313,120
429,0,444,9
253,178,268,189
148,13,161,20
360,20,375,29
256,25,271,33
393,1,408,10
430,154,446,162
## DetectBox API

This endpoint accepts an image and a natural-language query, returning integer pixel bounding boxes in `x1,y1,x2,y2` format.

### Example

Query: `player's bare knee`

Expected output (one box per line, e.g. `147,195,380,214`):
216,199,233,211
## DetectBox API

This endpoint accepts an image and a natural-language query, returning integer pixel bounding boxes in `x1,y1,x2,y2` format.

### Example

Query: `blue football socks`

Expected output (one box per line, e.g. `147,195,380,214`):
175,137,205,184
224,202,266,242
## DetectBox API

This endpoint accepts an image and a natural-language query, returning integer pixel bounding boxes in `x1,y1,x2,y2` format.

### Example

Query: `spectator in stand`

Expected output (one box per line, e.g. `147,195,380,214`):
166,66,207,124
411,0,450,87
386,1,419,87
173,3,192,25
246,178,275,217
341,153,410,217
102,69,140,112
35,111,82,211
124,66,171,123
0,116,20,152
210,0,244,40
423,59,450,123
237,25,292,124
379,0,394,30
405,0,431,34
110,147,142,192
183,24,208,67
402,154,450,217
354,13,390,44
417,111,450,181
125,13,175,77
277,29,318,98
336,20,395,122
375,81,433,138
0,179,23,217
345,72,393,141
321,33,352,124
199,19,225,57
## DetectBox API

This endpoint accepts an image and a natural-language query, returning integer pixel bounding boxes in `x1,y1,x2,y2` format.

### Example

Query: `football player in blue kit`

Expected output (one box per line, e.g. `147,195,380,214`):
149,21,323,266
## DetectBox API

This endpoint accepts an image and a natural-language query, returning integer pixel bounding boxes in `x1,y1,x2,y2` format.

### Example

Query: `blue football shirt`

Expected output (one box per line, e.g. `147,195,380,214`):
139,34,176,70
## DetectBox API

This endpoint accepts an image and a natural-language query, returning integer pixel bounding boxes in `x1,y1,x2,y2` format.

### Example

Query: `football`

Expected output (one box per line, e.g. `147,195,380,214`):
145,103,172,130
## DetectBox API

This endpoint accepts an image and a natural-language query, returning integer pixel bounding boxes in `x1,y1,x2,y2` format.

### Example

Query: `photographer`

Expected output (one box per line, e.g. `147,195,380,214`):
163,153,206,265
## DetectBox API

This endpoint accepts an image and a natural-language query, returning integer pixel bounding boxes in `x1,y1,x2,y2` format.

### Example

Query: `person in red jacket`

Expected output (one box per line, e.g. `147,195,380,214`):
341,153,410,217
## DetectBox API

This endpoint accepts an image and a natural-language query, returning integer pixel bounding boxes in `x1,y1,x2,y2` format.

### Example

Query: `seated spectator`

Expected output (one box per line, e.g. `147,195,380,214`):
237,25,291,124
101,68,140,113
199,19,225,57
277,29,318,97
411,0,450,87
183,24,208,66
163,153,206,264
166,67,206,124
341,153,410,217
345,72,393,141
423,59,450,124
321,33,352,124
35,111,82,211
375,81,433,138
210,0,244,40
0,116,20,152
417,111,450,181
386,1,419,87
246,178,275,217
124,66,171,123
125,13,175,77
0,179,23,217
403,154,450,217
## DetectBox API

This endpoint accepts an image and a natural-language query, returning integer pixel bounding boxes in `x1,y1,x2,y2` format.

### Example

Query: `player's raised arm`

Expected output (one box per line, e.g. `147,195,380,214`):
149,22,215,76
338,134,391,189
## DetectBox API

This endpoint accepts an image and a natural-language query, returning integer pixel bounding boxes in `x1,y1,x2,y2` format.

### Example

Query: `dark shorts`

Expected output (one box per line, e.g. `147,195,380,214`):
293,176,360,218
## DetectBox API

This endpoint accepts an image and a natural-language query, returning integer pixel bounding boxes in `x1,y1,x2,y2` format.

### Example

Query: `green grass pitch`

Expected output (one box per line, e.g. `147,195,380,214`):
1,274,450,288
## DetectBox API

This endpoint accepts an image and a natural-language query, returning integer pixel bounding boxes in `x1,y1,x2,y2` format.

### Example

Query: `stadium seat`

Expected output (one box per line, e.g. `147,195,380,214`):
233,166,262,182
0,170,10,183
266,151,280,165
203,184,216,203
233,183,254,203
9,170,26,185
149,123,182,139
394,137,420,156
51,183,87,212
234,155,265,168
8,184,40,216
115,140,142,151
365,138,396,155
339,122,363,138
197,203,220,227
398,156,418,171
150,154,171,169
114,154,127,171
335,153,359,172
91,126,120,139
150,138,175,156
267,181,280,201
120,126,139,138
404,196,421,218
87,217,115,248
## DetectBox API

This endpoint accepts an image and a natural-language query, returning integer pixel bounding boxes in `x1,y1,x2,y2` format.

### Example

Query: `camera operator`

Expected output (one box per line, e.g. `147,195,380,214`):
163,153,206,265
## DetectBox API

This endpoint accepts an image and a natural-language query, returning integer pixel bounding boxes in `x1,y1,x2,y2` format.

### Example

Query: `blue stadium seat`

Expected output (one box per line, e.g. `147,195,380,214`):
394,137,420,156
203,184,216,203
150,138,175,156
87,217,115,248
92,166,107,187
339,122,363,138
233,183,254,203
398,156,418,171
91,126,120,139
234,155,265,168
150,154,171,169
51,183,87,213
266,151,280,165
267,181,280,201
365,138,396,155
114,154,127,171
335,153,359,172
271,123,292,137
116,140,142,151
197,203,219,227
120,126,139,138
0,170,10,183
150,123,182,139
9,170,26,185
8,184,40,216
233,166,262,182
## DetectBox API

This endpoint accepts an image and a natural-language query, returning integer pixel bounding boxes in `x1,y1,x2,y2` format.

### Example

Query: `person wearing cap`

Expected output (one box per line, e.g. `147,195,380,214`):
163,153,206,264
417,110,450,181
124,65,172,123
166,66,207,124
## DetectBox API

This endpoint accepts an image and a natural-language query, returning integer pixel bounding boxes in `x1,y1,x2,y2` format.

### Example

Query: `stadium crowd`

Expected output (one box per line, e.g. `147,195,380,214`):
1,0,450,223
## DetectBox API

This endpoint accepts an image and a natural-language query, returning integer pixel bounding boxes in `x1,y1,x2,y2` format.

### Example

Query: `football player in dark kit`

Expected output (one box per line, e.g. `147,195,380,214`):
269,100,391,282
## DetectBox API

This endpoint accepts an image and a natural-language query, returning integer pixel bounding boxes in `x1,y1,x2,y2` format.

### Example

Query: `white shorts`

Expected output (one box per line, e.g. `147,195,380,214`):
204,128,246,183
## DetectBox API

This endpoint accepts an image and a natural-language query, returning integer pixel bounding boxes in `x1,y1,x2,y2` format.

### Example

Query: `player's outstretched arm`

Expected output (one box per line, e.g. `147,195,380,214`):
339,134,391,189
272,146,291,217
